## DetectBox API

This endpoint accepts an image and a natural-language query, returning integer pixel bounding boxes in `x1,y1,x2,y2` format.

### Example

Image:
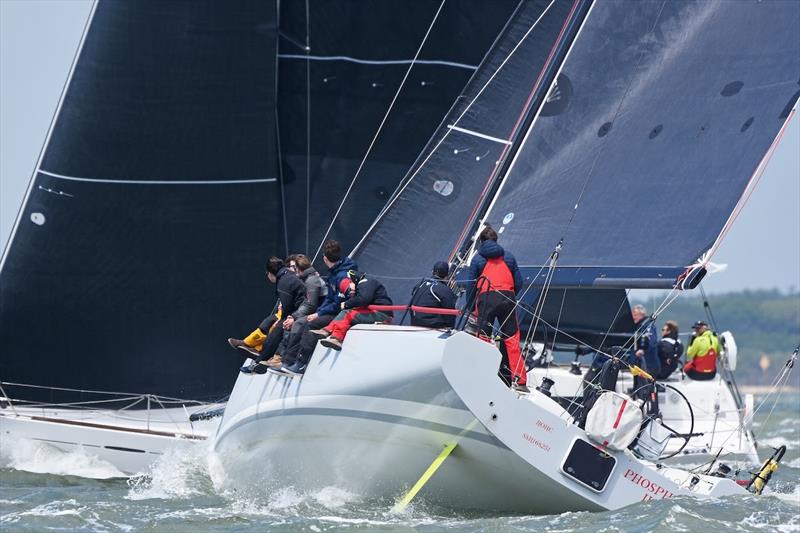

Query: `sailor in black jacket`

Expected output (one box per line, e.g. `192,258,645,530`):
317,271,394,351
241,256,306,373
409,261,457,328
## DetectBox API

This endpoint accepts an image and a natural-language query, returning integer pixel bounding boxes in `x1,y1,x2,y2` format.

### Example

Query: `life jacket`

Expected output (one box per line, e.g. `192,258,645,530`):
478,257,515,293
689,347,717,373
686,332,718,374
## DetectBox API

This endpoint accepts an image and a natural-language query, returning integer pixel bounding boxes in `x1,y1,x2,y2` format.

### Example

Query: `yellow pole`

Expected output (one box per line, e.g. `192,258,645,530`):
391,419,479,513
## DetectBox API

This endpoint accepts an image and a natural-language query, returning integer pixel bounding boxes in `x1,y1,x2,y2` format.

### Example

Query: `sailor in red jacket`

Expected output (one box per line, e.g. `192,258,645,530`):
467,226,527,392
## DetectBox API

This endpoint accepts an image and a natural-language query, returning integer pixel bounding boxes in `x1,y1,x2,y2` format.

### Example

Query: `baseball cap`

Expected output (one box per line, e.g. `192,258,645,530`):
692,320,707,329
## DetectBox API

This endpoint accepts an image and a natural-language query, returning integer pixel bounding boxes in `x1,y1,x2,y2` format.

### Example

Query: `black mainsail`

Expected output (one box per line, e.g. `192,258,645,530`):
483,0,800,289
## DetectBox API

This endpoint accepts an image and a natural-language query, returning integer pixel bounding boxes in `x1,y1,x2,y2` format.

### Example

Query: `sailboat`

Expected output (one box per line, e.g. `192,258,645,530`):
212,0,799,512
0,0,519,474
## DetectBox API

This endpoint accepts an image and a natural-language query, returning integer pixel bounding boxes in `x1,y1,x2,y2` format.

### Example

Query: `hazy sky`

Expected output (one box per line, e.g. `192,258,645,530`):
1,0,798,295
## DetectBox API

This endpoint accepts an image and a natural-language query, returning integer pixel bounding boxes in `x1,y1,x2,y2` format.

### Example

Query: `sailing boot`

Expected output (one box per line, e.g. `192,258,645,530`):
229,328,266,358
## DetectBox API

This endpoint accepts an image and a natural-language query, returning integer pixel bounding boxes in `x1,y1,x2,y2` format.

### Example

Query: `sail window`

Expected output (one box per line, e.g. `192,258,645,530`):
433,180,454,197
720,81,744,97
597,121,613,138
740,117,754,133
648,124,663,139
30,213,45,226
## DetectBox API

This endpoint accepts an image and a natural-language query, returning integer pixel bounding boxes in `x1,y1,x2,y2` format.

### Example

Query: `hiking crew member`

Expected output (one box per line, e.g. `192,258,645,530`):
227,255,303,358
316,271,394,351
273,254,327,368
239,256,306,374
280,239,357,374
467,226,527,392
656,320,683,380
684,320,719,380
409,261,457,329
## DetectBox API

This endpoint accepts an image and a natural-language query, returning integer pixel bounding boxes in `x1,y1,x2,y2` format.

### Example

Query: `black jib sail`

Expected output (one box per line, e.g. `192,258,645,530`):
353,0,592,302
0,0,516,401
276,1,518,259
482,0,800,289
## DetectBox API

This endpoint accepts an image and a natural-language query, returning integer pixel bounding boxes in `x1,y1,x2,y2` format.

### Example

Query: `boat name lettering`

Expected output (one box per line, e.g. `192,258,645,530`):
535,419,553,433
623,468,674,499
522,432,551,452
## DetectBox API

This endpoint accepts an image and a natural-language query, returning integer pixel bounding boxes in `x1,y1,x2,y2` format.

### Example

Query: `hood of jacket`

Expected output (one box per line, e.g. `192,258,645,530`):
478,239,505,259
329,256,358,277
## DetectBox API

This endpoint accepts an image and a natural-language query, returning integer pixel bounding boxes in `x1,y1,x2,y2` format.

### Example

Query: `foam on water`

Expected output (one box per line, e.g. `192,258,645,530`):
0,435,124,479
760,436,795,450
126,440,214,500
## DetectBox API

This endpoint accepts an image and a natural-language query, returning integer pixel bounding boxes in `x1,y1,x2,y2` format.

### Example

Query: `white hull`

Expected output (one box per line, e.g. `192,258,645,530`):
213,326,748,513
0,404,217,475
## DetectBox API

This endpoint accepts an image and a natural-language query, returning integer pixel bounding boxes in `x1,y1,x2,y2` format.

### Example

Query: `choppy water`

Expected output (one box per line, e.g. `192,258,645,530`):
1,394,798,532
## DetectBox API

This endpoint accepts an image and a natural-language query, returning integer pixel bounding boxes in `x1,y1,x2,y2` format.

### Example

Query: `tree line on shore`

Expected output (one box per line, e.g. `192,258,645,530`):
636,288,799,387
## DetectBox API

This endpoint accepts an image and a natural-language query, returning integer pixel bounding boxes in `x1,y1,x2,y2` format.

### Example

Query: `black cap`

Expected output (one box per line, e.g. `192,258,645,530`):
432,261,449,279
692,320,707,329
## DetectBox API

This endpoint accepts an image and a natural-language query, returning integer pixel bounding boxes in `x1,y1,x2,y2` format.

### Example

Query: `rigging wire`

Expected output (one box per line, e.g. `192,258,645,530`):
312,0,449,263
275,0,290,256
305,0,311,254
350,0,560,256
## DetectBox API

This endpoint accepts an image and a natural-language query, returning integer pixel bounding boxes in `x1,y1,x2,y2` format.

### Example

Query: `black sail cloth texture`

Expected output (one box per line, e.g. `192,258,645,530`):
0,0,518,401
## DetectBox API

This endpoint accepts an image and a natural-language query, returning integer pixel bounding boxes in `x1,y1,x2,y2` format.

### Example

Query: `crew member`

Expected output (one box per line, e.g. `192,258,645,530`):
239,256,306,374
467,225,527,392
684,320,719,380
656,320,683,379
317,270,394,351
409,261,457,328
279,239,357,374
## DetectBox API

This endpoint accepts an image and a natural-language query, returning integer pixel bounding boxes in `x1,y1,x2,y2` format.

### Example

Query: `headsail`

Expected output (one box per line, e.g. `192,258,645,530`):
353,0,591,301
275,1,518,258
483,0,800,288
0,1,283,401
0,1,518,401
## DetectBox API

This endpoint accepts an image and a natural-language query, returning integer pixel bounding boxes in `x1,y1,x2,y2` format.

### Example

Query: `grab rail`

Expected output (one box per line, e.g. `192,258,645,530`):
366,304,461,316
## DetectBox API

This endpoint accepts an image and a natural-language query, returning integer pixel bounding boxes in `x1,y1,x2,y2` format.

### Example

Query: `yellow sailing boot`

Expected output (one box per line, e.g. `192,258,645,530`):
228,328,266,357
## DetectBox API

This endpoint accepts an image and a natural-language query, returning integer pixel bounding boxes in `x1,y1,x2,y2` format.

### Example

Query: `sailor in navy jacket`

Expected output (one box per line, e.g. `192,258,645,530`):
466,239,523,303
316,256,358,317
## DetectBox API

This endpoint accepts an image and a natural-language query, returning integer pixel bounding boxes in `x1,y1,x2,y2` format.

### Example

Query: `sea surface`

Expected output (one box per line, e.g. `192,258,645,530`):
1,394,798,532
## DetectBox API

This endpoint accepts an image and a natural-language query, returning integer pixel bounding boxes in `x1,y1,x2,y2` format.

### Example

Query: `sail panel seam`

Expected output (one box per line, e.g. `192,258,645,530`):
38,170,277,185
278,54,477,71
